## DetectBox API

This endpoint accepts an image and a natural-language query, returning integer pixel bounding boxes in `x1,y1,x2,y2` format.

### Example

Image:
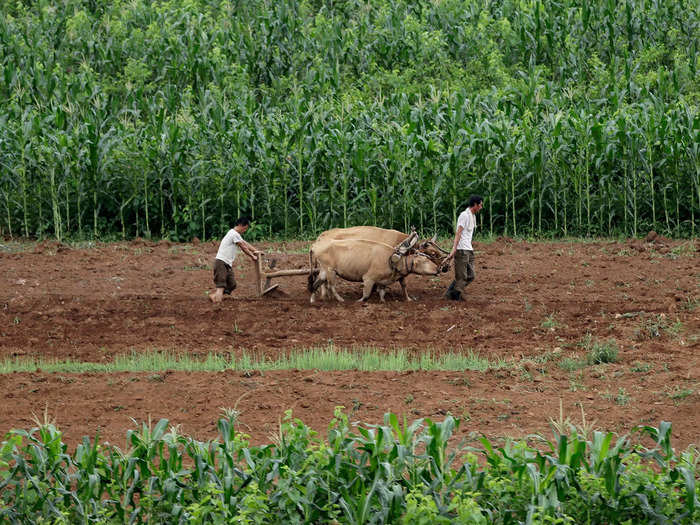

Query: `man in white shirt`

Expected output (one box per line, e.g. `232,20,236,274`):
444,195,483,301
209,217,259,303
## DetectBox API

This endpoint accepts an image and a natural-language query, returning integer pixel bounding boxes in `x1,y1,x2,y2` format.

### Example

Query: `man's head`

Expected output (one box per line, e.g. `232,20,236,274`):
468,195,483,214
234,216,251,233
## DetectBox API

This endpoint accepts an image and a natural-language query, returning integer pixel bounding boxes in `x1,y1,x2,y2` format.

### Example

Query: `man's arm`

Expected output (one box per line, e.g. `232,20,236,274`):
237,240,258,260
447,225,464,259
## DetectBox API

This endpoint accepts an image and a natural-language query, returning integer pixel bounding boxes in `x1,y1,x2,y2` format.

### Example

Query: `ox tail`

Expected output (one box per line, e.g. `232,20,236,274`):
307,269,320,292
308,247,320,292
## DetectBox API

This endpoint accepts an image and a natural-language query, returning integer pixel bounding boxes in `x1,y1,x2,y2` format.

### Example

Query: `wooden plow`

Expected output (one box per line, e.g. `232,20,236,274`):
253,253,310,297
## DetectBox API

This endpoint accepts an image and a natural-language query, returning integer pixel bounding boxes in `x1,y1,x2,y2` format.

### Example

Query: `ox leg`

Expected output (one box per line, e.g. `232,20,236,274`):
327,270,345,302
358,277,375,302
377,285,387,303
399,277,413,301
310,269,327,304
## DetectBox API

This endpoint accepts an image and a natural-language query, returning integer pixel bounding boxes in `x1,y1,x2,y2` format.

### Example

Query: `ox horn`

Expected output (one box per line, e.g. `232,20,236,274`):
395,231,418,256
426,233,449,254
418,233,438,249
430,241,450,255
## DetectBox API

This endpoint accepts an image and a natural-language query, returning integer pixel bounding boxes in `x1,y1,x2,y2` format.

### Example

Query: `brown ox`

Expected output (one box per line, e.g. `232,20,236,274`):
307,237,439,303
316,226,447,261
311,226,448,300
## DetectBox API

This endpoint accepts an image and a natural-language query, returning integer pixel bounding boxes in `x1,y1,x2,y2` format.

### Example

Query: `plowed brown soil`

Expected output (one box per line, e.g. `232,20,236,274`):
1,236,699,449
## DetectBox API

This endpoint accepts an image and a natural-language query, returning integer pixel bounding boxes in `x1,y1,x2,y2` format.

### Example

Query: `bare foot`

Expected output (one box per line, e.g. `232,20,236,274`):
209,292,222,303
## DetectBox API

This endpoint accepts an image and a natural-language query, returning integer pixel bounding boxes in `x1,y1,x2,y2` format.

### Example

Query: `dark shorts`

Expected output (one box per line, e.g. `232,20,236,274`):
213,259,237,294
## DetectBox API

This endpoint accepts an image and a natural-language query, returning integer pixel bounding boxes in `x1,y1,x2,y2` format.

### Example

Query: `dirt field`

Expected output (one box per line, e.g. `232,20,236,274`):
1,235,699,450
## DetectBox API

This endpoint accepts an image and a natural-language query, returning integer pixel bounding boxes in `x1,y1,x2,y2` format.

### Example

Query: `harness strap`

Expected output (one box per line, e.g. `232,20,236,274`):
388,253,414,277
404,255,414,274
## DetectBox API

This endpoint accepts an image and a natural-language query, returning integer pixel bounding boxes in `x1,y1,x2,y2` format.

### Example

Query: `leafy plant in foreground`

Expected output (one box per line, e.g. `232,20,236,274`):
0,411,697,524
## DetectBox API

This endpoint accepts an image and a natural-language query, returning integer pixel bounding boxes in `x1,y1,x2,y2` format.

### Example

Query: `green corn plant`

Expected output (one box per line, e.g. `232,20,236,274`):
685,108,700,237
14,107,35,238
545,112,567,235
2,412,700,522
72,435,106,516
642,105,658,229
0,0,698,239
0,133,17,238
41,107,66,241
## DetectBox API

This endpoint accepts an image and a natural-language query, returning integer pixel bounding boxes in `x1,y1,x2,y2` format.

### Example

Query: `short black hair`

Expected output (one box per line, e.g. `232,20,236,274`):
235,216,251,227
468,195,483,207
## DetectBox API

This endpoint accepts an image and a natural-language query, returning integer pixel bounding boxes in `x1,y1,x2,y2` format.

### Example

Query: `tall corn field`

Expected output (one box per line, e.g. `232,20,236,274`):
0,0,698,240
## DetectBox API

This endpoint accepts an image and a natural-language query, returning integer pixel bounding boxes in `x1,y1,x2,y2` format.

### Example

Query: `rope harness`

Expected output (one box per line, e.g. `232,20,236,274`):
389,251,411,277
387,231,450,277
389,250,434,277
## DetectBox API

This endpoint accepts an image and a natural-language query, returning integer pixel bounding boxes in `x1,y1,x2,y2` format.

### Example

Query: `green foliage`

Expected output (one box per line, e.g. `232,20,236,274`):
1,411,698,524
0,347,505,374
580,334,620,364
0,0,698,240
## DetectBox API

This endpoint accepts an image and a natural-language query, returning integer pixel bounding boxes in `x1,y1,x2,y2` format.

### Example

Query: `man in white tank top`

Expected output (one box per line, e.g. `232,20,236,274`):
445,195,483,301
209,217,259,303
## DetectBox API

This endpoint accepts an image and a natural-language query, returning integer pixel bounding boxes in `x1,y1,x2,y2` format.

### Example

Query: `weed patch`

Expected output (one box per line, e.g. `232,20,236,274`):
558,357,587,372
630,361,652,373
579,334,619,364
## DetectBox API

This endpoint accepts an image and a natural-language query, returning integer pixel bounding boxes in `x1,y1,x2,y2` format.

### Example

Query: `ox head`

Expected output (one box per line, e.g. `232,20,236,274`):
417,234,451,272
408,252,440,275
390,231,420,272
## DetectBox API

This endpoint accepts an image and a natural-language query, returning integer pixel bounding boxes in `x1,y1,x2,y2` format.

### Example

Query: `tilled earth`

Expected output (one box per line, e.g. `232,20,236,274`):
1,235,698,449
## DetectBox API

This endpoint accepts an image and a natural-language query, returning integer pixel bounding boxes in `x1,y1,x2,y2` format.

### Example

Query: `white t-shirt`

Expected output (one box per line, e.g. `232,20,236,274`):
215,229,244,266
456,208,476,251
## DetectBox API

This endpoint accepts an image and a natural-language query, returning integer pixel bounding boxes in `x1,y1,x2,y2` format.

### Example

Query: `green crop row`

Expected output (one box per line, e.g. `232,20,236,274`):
0,347,508,374
1,410,698,523
0,0,698,240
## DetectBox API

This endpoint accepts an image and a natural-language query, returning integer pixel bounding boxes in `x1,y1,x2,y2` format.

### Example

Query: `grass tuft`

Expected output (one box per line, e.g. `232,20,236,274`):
579,334,619,364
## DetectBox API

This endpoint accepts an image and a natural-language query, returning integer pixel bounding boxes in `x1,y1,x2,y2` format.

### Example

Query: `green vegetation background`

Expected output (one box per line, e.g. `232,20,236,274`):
1,0,698,241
